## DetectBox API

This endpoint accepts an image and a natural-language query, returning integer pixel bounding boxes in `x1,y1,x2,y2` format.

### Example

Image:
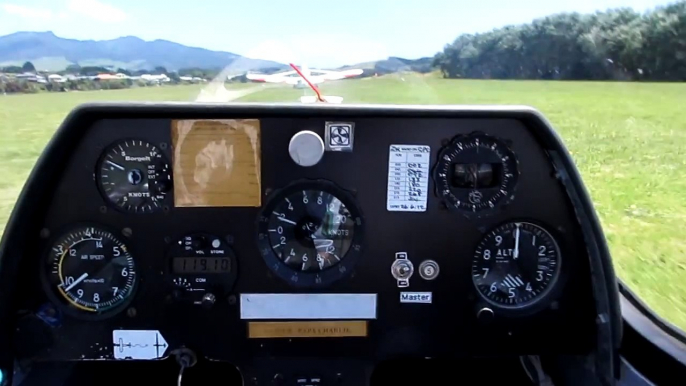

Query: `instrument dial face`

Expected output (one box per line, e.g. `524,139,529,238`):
434,133,518,214
472,222,561,309
42,227,137,317
96,139,172,213
258,180,364,287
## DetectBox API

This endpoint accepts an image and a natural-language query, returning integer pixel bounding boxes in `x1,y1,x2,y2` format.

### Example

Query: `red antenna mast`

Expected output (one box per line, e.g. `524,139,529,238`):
289,63,325,102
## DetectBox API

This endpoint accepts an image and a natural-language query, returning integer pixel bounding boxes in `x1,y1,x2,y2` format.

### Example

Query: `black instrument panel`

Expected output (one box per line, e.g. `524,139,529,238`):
7,105,604,385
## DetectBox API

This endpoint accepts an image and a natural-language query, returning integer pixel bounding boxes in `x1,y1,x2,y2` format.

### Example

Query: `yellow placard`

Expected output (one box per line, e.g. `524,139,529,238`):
171,119,261,207
248,321,368,339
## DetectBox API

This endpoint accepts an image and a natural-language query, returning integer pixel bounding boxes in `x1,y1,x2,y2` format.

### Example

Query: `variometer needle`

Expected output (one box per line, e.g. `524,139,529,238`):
513,224,520,259
278,217,297,225
65,273,88,292
106,160,125,171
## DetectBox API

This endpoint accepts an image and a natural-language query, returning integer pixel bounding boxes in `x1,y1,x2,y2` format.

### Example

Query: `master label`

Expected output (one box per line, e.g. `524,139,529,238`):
400,292,433,304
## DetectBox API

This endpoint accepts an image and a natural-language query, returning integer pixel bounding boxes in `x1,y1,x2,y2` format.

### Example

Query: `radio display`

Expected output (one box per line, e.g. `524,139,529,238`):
172,257,231,274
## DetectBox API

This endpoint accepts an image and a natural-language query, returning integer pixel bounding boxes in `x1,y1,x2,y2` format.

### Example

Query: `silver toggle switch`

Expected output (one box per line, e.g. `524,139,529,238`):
391,252,414,288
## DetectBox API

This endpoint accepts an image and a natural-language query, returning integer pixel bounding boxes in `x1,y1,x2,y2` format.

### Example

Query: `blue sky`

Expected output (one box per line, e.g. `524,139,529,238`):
0,0,675,67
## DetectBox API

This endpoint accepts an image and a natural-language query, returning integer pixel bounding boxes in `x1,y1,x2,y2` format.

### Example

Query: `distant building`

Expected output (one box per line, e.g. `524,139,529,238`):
140,74,170,83
95,73,119,80
179,76,205,83
15,73,46,83
48,74,66,83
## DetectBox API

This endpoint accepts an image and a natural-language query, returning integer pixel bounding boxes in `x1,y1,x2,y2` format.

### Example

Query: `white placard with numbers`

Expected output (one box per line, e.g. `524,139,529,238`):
387,144,431,212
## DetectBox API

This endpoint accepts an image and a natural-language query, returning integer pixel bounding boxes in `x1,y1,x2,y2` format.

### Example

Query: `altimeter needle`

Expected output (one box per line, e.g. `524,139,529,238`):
513,224,520,259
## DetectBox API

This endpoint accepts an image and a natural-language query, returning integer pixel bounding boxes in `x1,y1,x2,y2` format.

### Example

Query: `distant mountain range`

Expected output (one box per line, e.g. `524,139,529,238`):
0,31,434,75
0,31,284,72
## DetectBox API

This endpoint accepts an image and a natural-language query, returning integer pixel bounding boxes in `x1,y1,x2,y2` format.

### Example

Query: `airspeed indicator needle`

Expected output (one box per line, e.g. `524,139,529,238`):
64,273,88,292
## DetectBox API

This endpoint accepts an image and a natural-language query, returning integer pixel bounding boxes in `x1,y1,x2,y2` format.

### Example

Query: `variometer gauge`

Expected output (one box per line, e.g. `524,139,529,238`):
433,133,518,214
257,180,364,287
96,139,172,213
42,226,137,319
471,222,561,311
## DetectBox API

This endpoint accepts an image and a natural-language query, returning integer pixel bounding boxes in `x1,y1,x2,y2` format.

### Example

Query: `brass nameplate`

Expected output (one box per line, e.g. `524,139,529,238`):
248,321,368,339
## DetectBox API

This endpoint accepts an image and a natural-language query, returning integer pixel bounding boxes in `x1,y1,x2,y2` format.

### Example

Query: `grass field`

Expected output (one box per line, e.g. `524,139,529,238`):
1,76,685,330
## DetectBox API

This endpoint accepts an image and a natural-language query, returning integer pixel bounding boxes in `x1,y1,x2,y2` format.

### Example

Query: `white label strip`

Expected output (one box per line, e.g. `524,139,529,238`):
112,330,168,360
240,293,377,320
400,292,433,304
387,144,430,212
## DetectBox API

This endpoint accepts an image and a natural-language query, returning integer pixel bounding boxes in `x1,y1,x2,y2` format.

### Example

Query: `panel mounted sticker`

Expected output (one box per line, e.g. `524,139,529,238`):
112,330,168,360
171,119,261,207
387,145,430,212
325,122,354,152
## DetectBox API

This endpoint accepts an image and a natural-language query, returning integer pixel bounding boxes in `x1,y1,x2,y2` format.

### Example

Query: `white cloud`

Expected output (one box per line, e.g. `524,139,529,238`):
67,0,127,23
1,4,54,20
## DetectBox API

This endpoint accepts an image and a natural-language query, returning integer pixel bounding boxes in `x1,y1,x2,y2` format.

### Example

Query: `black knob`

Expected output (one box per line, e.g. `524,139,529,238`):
272,373,285,386
156,179,172,192
191,236,208,250
202,293,216,309
476,307,495,323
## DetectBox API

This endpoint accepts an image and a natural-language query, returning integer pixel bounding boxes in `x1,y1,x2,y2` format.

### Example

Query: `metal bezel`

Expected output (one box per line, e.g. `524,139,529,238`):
95,138,171,214
256,179,364,288
39,224,139,321
433,132,520,217
471,220,563,314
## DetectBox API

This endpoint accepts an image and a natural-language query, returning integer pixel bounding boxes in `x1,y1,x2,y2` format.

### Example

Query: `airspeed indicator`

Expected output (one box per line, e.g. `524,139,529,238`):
42,226,138,318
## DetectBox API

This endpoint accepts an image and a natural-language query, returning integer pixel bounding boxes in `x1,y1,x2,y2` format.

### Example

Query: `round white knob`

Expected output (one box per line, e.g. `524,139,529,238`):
419,260,440,280
289,130,324,167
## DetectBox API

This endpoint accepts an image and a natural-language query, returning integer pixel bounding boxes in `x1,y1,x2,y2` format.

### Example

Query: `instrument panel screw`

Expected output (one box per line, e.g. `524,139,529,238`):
163,206,170,213
441,139,450,146
122,227,133,238
39,228,50,239
127,307,137,318
164,236,171,244
265,188,273,196
227,295,237,305
99,206,107,214
159,142,168,150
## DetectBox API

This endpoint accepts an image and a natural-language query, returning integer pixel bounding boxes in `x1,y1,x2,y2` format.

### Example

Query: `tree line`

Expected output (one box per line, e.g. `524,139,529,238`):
433,1,686,81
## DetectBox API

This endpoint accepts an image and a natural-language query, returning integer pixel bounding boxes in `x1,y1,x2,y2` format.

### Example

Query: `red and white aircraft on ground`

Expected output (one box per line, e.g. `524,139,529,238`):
246,65,363,88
